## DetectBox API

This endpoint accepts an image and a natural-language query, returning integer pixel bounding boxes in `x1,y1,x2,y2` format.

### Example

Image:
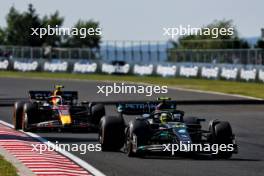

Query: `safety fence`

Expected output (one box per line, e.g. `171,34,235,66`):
0,58,264,83
168,49,264,65
2,41,263,64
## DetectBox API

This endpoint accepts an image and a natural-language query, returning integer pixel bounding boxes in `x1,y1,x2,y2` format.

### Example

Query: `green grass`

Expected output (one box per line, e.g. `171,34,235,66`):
0,71,264,99
0,155,18,176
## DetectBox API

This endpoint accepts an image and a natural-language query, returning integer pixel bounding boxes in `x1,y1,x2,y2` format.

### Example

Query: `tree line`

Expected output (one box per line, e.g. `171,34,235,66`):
170,19,264,49
0,4,101,48
0,4,263,50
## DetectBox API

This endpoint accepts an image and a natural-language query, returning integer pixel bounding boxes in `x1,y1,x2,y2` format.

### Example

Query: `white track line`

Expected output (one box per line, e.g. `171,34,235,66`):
131,81,263,100
3,76,262,100
92,79,263,100
0,120,13,128
168,86,263,100
0,120,106,176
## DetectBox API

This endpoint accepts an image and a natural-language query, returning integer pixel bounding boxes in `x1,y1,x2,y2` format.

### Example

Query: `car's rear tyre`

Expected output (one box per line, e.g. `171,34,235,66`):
13,101,25,130
91,104,105,125
22,103,37,132
99,116,125,151
209,121,233,159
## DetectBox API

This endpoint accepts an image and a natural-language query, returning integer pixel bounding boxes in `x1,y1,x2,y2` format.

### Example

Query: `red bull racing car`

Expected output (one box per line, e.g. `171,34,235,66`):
13,85,105,132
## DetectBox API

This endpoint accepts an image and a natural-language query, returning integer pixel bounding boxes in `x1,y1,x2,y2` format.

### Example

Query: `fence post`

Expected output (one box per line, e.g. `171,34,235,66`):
114,41,117,60
68,49,71,59
21,47,24,59
139,40,143,62
131,41,134,62
59,48,62,59
148,41,151,62
123,41,126,62
106,41,109,60
157,41,160,62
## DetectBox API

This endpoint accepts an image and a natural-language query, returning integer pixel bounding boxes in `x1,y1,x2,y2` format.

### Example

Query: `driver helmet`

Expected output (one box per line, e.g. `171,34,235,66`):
51,96,61,105
160,113,171,123
51,85,63,105
53,85,63,96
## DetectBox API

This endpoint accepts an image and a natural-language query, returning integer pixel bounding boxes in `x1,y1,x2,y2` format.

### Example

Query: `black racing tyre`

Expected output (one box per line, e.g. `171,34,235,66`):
126,132,139,157
13,101,25,130
99,116,125,151
22,102,37,132
214,122,232,141
91,104,105,125
126,119,150,157
210,121,233,159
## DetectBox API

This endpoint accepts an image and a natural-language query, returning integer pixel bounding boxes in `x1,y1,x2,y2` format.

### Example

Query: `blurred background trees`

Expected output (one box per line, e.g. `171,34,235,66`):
171,20,250,50
0,4,101,48
0,4,262,51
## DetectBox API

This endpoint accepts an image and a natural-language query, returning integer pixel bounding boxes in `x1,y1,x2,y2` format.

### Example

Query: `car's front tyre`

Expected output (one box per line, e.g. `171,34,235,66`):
209,120,234,159
99,115,125,151
13,101,25,130
22,103,37,132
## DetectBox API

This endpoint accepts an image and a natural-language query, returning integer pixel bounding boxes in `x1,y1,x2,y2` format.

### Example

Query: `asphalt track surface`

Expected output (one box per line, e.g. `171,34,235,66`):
0,77,264,176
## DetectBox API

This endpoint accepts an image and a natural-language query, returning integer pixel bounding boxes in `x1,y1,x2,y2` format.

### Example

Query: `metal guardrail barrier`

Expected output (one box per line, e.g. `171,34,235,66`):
1,45,263,65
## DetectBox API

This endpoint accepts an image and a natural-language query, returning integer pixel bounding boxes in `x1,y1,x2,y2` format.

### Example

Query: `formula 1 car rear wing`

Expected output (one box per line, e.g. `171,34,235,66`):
82,100,177,115
116,101,177,115
83,99,264,115
29,91,78,103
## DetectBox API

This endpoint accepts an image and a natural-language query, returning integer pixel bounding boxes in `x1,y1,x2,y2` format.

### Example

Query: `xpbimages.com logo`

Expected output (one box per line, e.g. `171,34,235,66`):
163,142,234,155
31,25,102,38
163,25,234,39
97,83,168,96
31,141,101,154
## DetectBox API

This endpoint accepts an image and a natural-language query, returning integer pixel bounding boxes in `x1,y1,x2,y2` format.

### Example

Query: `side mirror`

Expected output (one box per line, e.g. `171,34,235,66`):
197,118,206,122
55,85,64,89
142,114,150,118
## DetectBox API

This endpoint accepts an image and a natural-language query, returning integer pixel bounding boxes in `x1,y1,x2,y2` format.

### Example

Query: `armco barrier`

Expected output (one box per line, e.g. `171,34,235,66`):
179,65,199,77
156,65,176,77
220,67,238,80
201,66,219,79
133,64,153,76
258,69,264,82
2,58,264,83
13,60,38,72
73,61,97,73
101,63,130,74
240,68,257,81
43,60,68,72
0,59,9,70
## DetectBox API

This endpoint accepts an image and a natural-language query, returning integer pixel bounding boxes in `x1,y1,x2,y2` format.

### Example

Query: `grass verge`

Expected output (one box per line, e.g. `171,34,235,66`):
0,155,18,176
0,71,264,99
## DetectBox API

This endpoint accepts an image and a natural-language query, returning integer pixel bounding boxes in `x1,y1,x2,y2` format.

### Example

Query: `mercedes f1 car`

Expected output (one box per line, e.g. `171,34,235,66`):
13,85,105,132
98,97,238,159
